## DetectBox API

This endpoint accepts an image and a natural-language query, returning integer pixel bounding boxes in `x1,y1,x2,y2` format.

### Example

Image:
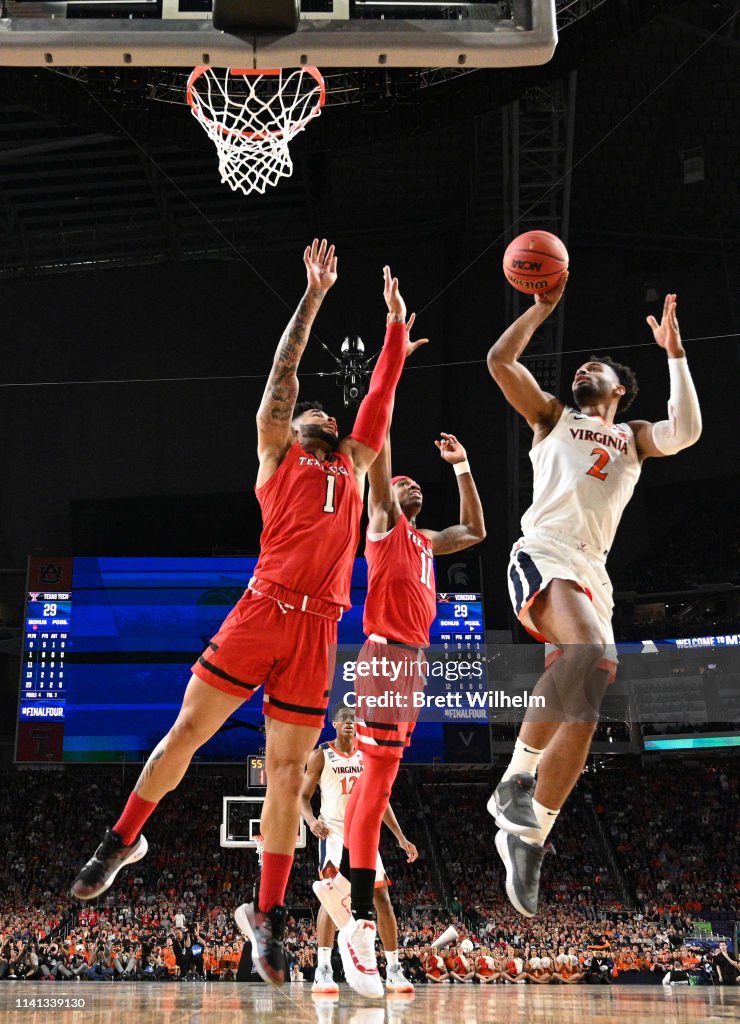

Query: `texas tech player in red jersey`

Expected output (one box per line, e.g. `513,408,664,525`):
362,503,437,648
317,325,487,998
71,242,414,988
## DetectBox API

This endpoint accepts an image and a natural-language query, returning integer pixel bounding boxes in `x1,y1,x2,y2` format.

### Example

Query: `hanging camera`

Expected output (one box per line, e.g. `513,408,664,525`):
338,335,371,408
315,333,376,408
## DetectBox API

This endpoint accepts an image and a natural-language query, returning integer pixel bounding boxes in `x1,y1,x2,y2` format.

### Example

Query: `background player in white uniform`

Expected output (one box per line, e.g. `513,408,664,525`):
300,704,418,993
486,280,702,917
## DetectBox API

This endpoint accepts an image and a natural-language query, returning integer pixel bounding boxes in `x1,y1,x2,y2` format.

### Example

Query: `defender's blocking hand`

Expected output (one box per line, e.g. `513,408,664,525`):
383,265,407,323
435,433,467,465
304,238,337,293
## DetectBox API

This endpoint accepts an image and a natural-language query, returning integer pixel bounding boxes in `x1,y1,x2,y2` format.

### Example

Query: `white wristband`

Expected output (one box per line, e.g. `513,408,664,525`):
453,460,471,477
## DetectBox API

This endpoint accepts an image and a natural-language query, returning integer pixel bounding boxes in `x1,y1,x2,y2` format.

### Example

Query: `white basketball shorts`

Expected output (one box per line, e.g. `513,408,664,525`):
507,528,617,680
318,830,386,884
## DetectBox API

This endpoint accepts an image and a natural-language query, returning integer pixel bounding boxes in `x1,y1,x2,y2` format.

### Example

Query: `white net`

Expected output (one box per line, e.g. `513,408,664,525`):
187,66,325,196
253,834,265,867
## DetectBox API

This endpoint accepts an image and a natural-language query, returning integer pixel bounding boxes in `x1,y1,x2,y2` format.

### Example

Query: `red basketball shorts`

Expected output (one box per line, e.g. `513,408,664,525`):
191,588,337,728
353,638,426,760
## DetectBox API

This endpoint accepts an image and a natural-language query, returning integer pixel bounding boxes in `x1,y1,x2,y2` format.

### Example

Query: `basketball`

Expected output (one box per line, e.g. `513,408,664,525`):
503,230,569,295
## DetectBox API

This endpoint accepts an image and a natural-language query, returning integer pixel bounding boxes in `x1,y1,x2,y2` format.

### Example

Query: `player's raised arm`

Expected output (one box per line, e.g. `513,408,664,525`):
487,274,567,431
339,266,409,478
628,293,702,460
367,313,429,533
256,239,337,480
419,433,486,556
299,747,331,839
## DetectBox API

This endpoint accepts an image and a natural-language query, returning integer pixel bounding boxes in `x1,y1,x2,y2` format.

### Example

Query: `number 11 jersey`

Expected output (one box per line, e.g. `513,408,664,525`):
363,514,437,646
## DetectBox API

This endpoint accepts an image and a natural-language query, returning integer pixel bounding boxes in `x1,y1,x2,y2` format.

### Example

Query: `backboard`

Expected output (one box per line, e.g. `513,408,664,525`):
220,795,307,850
0,1,558,69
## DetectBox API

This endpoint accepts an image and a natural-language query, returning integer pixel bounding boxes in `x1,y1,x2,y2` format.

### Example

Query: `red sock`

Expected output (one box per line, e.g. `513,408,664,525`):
113,792,158,846
259,852,293,911
348,750,399,870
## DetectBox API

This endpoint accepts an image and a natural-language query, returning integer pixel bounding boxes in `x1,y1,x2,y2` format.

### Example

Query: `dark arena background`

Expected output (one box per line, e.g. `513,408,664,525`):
0,2,738,1022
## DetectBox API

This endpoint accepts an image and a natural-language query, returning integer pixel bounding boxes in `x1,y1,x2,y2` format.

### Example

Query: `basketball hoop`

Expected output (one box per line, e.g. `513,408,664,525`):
186,66,326,196
253,834,265,867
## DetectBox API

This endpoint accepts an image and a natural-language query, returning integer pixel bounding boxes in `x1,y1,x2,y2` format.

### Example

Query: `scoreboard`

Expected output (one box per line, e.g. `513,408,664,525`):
247,754,267,788
22,593,71,700
431,593,485,650
15,556,488,765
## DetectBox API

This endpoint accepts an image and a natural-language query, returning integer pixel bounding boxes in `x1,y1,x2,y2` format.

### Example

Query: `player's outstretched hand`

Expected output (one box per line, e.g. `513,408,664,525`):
387,311,429,358
534,270,568,311
435,433,467,465
383,265,407,323
304,238,337,293
399,836,419,863
310,816,331,839
646,293,685,357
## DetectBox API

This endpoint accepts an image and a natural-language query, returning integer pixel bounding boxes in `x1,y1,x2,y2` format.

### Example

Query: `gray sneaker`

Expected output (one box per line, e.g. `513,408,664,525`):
486,772,540,837
495,829,552,918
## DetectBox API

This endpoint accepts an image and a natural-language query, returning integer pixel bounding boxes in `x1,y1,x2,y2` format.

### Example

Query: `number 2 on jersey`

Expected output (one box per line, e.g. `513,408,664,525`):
323,474,336,513
419,549,433,589
586,447,610,481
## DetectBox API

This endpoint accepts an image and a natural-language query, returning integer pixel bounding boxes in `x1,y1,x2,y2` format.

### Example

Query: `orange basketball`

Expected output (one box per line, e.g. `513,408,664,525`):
503,230,569,294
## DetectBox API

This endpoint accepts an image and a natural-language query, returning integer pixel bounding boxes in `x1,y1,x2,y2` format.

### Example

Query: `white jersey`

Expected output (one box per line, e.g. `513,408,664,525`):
318,741,364,835
521,406,642,557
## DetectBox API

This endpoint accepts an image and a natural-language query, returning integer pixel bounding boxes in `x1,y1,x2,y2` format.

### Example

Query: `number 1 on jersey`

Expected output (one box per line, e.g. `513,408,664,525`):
420,549,433,589
323,474,336,513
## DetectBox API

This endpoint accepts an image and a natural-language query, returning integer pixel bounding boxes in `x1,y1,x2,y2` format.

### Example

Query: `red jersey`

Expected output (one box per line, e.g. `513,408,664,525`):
363,514,436,646
253,444,362,610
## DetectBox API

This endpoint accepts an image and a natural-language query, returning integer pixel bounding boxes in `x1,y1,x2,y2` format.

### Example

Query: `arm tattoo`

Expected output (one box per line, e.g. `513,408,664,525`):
260,289,325,425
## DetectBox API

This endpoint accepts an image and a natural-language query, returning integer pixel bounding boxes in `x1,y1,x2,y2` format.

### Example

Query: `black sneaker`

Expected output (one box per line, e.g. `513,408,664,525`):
487,772,541,837
495,829,555,918
70,828,148,900
234,901,287,986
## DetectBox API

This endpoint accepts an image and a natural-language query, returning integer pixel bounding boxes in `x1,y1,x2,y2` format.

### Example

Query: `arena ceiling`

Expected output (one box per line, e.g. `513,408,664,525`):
0,0,738,277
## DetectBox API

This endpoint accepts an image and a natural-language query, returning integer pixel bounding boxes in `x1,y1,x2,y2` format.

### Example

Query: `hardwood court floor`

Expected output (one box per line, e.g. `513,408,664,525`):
2,982,738,1024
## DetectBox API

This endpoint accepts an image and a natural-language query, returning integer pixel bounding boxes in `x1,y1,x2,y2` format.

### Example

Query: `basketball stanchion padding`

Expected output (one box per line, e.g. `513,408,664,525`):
432,925,459,949
186,66,325,196
212,0,300,33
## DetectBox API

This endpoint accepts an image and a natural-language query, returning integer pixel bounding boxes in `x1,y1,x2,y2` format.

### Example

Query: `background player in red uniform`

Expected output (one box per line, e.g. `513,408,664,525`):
70,241,413,986
316,328,486,997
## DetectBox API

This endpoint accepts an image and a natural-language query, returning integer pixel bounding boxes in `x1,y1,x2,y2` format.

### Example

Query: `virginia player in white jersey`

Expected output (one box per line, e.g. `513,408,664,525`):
300,704,418,994
486,278,702,918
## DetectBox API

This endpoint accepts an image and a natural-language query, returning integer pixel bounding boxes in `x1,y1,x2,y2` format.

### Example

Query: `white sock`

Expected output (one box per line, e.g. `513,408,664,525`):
522,799,559,848
501,738,545,781
318,947,332,968
386,950,399,969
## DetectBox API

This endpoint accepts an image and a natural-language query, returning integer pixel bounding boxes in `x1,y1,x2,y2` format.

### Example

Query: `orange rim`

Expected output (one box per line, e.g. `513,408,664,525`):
186,66,326,142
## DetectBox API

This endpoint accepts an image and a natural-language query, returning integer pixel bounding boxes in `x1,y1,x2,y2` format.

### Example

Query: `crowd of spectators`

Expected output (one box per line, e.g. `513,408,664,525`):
594,761,737,932
610,494,739,595
421,769,624,919
0,760,736,986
